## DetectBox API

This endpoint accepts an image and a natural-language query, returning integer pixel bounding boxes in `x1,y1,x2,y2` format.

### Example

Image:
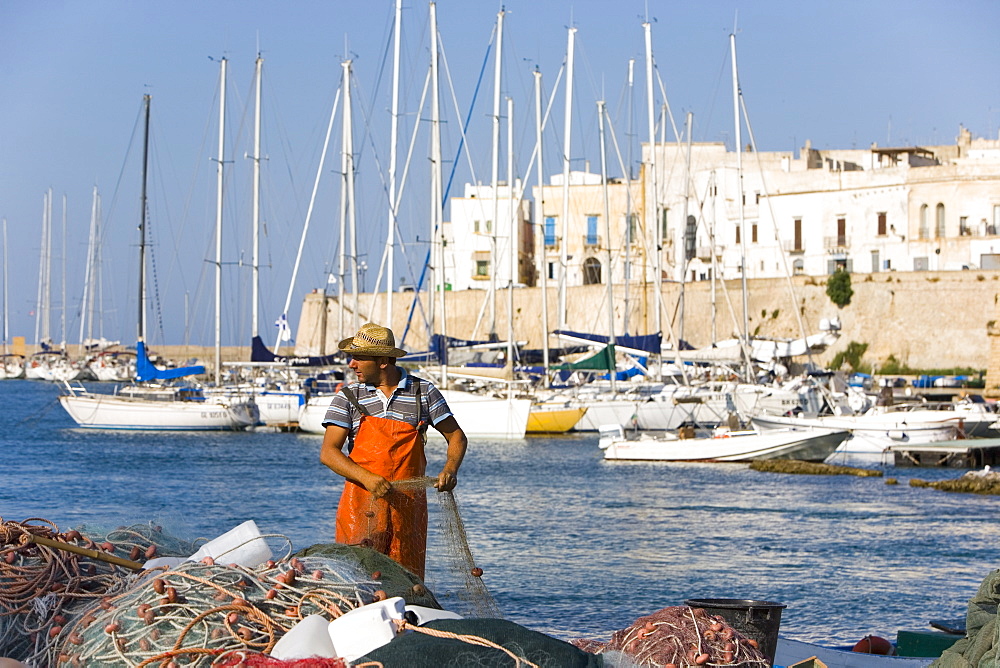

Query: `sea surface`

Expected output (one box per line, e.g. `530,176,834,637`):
2,379,998,647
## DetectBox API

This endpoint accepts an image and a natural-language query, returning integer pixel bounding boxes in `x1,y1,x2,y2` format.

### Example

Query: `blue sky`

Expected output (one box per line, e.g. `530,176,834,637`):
2,0,998,349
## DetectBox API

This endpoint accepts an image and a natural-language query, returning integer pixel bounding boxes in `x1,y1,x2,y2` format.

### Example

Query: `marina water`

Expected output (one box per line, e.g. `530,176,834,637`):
3,380,997,647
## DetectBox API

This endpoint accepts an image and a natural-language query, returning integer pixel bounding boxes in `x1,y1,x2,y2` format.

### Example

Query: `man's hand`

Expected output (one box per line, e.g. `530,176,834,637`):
364,473,392,498
434,471,457,492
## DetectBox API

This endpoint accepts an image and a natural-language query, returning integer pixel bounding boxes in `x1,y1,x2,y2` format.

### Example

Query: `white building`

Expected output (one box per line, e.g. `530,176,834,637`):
444,126,1000,293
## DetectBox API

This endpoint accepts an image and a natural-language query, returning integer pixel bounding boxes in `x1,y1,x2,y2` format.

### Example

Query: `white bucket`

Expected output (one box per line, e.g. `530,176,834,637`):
327,597,406,661
187,520,272,568
270,614,337,660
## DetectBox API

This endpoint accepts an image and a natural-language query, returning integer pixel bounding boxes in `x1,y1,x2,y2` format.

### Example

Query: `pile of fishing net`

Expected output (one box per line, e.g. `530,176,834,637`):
52,556,379,666
0,517,198,665
572,605,770,667
0,516,447,666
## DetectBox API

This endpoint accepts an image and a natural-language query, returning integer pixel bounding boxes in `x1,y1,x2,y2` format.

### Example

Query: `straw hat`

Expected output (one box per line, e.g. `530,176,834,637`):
338,322,407,358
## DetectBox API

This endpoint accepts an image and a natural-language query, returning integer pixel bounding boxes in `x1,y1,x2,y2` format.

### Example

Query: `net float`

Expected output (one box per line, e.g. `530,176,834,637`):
471,567,484,577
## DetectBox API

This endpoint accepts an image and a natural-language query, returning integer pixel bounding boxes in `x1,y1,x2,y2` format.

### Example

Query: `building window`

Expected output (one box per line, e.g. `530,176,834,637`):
751,223,758,244
544,216,556,247
877,212,887,236
547,261,555,280
837,217,846,246
935,203,945,237
627,213,638,244
793,218,802,251
486,219,493,234
661,208,669,239
871,250,880,273
793,259,804,275
473,220,481,234
586,215,599,246
960,216,969,236
475,259,490,277
919,204,929,239
583,257,602,285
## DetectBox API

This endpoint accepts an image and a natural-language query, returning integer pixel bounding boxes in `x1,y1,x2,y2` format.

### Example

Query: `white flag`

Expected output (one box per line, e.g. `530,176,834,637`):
275,313,293,342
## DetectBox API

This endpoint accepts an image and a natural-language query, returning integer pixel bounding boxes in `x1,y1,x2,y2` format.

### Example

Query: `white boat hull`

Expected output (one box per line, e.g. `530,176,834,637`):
775,637,933,668
573,399,638,431
59,392,257,430
297,389,530,439
752,413,961,459
600,426,849,462
297,395,335,434
634,385,738,430
436,390,531,439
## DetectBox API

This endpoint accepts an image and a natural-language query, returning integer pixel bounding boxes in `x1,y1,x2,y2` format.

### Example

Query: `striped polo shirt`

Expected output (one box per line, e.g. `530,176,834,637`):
321,367,453,444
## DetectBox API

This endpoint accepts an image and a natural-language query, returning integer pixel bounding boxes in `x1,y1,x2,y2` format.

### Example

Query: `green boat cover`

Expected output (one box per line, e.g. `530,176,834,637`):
359,618,603,667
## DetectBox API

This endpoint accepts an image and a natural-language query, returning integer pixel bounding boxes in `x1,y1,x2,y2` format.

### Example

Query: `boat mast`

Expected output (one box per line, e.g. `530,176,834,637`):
643,22,662,381
430,1,447,385
533,68,550,387
489,8,504,339
79,186,99,345
679,111,693,344
139,96,150,344
625,58,635,334
36,188,52,348
730,33,752,379
506,95,515,387
338,58,357,340
251,55,262,340
385,0,402,325
60,194,67,351
2,218,8,355
558,26,576,331
598,100,617,395
213,57,227,386
346,70,359,336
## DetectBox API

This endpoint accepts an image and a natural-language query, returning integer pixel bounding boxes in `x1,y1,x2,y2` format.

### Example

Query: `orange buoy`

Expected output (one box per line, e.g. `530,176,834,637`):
852,635,893,655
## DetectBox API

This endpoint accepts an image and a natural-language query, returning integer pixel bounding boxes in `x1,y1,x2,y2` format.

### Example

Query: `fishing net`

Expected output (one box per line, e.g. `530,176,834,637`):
52,556,376,666
572,605,769,667
332,475,500,620
0,517,199,665
0,478,500,666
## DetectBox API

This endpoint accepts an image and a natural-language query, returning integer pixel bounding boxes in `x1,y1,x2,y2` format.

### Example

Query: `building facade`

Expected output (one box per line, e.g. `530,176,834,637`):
444,126,1000,295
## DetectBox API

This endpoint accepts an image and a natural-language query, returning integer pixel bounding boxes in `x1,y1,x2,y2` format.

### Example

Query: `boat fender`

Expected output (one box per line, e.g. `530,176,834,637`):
270,614,337,660
327,596,406,661
851,635,894,655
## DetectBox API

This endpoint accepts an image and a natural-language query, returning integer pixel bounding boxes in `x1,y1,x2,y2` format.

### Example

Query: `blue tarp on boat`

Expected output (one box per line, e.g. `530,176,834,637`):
135,341,205,382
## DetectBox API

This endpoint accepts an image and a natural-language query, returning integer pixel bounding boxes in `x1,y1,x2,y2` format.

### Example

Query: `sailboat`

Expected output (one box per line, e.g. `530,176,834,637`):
60,86,258,431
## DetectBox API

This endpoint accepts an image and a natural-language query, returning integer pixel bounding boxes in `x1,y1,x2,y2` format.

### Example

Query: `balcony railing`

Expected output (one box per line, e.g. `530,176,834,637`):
781,240,805,253
823,235,850,252
583,234,602,248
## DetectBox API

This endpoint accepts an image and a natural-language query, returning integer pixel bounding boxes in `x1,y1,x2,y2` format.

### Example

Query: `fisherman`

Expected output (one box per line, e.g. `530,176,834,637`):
320,322,468,579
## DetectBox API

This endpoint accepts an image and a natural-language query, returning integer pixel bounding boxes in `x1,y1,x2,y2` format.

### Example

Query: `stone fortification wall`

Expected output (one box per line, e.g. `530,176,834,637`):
296,270,1000,374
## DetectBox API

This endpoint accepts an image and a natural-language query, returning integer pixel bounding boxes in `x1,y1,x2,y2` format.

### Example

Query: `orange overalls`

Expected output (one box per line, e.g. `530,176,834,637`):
334,383,429,579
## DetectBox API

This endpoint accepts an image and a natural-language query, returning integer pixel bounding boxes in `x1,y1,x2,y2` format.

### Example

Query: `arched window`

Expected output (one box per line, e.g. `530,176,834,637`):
793,259,804,275
935,203,946,237
919,204,929,239
583,257,602,285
